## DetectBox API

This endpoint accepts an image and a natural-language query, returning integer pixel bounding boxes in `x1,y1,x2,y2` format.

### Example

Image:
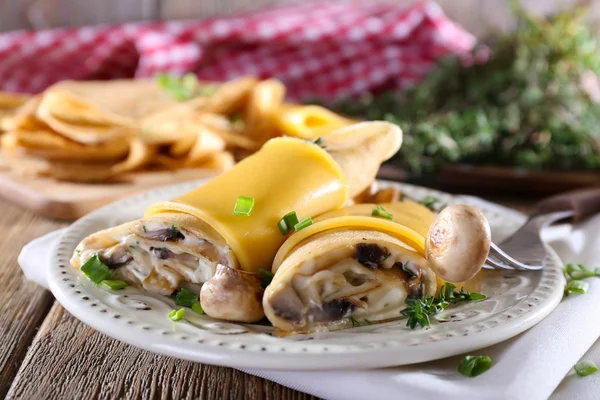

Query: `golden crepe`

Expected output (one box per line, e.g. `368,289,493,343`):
71,121,402,322
263,202,438,333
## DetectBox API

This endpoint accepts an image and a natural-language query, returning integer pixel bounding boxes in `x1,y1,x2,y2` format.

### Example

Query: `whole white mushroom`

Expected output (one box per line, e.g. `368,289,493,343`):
425,204,491,282
200,264,265,322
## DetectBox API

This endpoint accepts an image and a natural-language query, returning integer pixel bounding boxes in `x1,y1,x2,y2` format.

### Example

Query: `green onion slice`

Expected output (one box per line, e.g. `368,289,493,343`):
80,254,112,285
372,205,393,220
233,196,255,216
565,280,590,296
259,268,275,288
100,280,128,290
168,308,185,322
575,360,599,377
278,211,301,235
277,219,290,236
294,217,313,231
458,355,492,377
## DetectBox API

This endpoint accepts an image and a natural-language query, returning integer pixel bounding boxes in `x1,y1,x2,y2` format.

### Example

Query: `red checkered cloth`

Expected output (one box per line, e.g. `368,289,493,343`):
0,1,474,101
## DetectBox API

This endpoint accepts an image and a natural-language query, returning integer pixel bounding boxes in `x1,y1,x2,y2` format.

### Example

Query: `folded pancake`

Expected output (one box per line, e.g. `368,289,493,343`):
263,202,438,332
71,121,402,322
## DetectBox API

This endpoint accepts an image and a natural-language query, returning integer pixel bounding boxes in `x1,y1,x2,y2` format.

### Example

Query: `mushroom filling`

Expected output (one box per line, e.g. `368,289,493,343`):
269,242,436,330
71,216,236,296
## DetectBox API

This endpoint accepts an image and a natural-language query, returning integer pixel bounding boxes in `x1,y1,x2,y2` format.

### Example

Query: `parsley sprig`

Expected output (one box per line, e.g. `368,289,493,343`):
400,283,486,329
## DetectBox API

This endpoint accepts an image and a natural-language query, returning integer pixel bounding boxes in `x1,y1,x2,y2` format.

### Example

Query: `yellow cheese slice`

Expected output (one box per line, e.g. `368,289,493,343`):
272,202,434,272
146,137,348,273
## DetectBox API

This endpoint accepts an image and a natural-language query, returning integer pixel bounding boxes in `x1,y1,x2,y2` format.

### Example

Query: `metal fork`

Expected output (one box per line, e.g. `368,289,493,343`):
482,188,600,271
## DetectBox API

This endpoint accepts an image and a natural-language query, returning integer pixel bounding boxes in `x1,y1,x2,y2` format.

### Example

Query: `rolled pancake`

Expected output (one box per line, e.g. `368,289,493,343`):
71,121,402,322
263,202,438,332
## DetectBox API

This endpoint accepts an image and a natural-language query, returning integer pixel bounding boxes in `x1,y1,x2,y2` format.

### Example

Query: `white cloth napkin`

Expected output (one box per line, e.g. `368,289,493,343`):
19,216,600,400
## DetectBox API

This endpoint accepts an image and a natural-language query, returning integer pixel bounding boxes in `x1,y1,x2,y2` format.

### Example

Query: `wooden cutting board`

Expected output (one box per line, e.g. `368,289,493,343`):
0,168,219,221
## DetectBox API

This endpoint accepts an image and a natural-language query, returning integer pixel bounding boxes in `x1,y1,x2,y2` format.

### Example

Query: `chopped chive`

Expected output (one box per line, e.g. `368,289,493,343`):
564,280,590,296
100,280,128,290
349,316,361,327
75,249,81,254
283,211,300,229
294,217,313,231
372,204,393,220
277,218,290,236
142,225,147,233
233,196,255,216
191,302,205,315
175,287,198,308
278,211,301,236
458,355,492,377
259,268,275,288
168,308,185,322
80,254,112,285
364,319,372,325
575,360,599,377
570,270,595,280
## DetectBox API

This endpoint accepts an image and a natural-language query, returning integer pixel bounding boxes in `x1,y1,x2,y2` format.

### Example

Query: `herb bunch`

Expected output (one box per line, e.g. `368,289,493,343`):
319,1,600,175
400,283,486,329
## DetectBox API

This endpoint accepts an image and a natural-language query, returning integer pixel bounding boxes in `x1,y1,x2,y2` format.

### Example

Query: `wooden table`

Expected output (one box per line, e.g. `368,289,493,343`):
0,194,535,399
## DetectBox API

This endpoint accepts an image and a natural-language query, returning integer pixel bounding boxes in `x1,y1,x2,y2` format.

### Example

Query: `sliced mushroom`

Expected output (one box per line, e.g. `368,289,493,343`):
200,264,265,322
425,204,491,282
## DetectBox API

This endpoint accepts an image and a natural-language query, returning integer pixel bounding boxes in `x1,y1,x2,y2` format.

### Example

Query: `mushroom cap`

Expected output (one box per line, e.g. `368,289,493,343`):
425,204,491,282
200,264,265,322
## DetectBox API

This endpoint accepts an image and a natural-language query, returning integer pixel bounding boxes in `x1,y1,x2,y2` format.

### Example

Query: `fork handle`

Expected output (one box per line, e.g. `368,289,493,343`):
536,187,600,222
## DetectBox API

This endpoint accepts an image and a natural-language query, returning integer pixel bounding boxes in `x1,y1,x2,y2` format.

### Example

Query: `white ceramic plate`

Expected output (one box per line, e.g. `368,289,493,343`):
48,180,565,370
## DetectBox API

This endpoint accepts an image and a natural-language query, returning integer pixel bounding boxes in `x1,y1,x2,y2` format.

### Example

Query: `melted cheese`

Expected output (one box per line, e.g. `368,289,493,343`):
146,137,348,273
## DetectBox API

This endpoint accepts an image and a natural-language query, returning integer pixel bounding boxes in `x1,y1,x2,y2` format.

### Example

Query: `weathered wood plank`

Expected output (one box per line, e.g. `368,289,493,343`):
0,200,66,397
6,302,321,400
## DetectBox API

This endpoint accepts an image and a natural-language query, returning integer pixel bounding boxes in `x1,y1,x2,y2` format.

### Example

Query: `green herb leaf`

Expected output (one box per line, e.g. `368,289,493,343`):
348,316,362,327
419,196,440,211
168,308,185,322
80,254,112,285
401,283,486,329
372,204,393,220
294,217,313,231
175,287,199,308
233,196,255,216
259,269,275,288
458,355,492,377
191,302,205,315
575,360,599,377
100,280,128,290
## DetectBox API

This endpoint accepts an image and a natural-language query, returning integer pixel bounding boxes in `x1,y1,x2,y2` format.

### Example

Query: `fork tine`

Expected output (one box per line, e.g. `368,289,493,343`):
489,242,543,270
484,254,516,270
